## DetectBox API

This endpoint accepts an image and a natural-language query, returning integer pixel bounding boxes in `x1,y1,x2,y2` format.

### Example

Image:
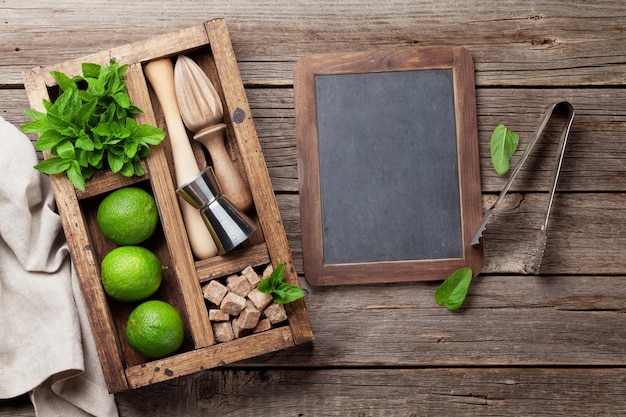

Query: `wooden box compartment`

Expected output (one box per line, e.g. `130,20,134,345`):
22,19,313,393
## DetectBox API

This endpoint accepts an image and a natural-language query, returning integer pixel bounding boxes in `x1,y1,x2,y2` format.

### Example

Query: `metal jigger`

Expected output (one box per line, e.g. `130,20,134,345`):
177,167,256,255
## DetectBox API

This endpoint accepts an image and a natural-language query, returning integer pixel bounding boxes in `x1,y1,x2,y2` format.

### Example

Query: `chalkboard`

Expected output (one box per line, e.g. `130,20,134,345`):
294,47,484,286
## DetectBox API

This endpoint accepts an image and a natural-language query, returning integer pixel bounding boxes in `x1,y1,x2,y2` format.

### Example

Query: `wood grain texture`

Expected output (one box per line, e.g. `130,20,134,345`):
3,1,626,87
6,368,626,416
2,0,626,415
6,87,626,194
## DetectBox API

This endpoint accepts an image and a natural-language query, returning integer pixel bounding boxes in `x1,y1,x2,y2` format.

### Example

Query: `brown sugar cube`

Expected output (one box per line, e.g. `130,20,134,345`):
220,292,246,316
231,317,253,339
241,265,261,286
262,264,274,278
247,288,273,311
264,302,288,324
226,273,252,297
212,321,234,343
238,305,261,329
253,318,272,334
208,309,230,322
203,280,228,305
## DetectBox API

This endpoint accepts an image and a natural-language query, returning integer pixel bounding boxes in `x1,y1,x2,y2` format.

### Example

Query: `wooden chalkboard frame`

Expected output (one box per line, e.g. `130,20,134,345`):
294,47,484,286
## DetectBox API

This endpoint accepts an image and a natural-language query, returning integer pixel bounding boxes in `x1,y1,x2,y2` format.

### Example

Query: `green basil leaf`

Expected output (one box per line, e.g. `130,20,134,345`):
34,157,72,175
435,267,473,311
490,125,519,176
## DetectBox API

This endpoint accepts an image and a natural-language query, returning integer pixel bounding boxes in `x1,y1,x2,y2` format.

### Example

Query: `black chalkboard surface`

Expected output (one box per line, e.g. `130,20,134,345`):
294,47,484,286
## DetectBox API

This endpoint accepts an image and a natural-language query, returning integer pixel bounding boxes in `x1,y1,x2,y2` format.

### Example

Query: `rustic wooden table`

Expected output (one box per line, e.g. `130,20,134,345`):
2,1,625,415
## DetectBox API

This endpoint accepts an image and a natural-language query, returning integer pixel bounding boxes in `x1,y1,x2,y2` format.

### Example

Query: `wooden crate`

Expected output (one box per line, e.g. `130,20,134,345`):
22,19,313,393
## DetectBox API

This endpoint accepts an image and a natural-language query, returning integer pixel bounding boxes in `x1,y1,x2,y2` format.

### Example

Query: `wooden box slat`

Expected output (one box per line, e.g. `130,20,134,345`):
21,18,313,393
126,62,216,349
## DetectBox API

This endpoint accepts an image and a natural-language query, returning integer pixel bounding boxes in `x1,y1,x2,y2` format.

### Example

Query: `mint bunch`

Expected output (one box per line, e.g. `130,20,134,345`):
21,60,165,191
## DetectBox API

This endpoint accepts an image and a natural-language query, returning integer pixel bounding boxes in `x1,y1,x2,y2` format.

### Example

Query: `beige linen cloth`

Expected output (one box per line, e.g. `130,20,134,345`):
0,116,119,416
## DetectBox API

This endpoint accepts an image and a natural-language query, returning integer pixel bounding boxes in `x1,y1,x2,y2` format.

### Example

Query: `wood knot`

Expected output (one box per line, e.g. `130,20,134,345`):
232,107,246,124
531,37,556,46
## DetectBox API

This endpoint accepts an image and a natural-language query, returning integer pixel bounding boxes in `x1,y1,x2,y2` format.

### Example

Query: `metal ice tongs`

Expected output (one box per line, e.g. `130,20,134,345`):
470,101,575,273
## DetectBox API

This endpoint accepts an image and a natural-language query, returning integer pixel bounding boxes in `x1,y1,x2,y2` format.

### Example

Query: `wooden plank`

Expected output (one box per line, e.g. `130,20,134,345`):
278,192,626,276
249,86,626,194
5,367,624,416
6,87,626,275
21,66,130,392
218,275,626,368
215,79,626,196
6,87,626,194
3,1,626,87
205,19,313,345
118,368,626,416
195,243,271,283
126,63,216,348
124,326,295,389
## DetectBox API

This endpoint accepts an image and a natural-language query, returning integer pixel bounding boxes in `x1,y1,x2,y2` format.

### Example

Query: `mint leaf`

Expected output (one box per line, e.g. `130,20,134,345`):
113,92,132,109
66,160,86,191
33,157,72,175
21,110,50,133
50,70,76,92
273,283,306,305
34,129,65,151
435,267,473,311
81,62,102,79
258,263,305,304
107,152,124,173
490,124,519,175
134,123,166,145
119,161,135,177
55,140,75,160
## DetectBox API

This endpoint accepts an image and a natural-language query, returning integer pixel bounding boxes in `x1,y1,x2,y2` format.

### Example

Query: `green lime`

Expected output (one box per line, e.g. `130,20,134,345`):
126,300,185,359
96,187,159,245
100,246,162,302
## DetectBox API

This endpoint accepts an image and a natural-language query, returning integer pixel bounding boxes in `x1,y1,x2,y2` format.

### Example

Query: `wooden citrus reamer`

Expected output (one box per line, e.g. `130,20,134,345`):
143,58,219,259
174,54,253,214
